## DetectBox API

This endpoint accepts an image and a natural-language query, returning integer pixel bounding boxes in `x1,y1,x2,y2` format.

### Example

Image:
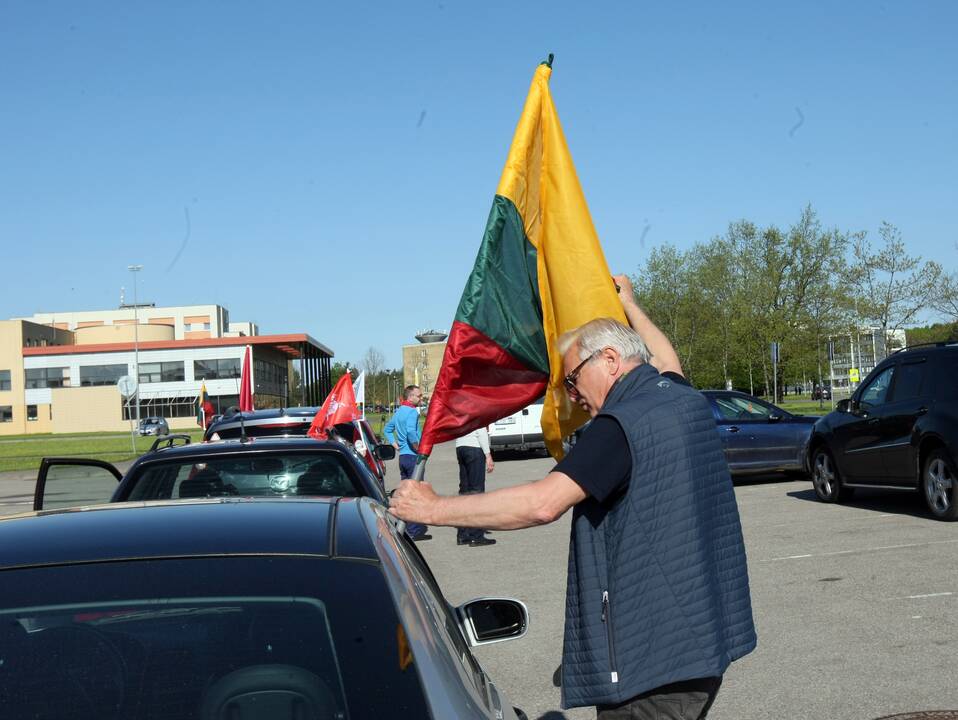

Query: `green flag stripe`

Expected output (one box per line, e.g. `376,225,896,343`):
454,195,549,375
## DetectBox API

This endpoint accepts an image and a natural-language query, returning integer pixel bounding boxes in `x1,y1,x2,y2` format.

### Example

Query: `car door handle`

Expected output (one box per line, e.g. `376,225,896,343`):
726,426,740,433
916,406,928,416
866,418,879,425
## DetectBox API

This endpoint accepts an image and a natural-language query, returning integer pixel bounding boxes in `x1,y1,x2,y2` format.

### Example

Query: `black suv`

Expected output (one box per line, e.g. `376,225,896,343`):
808,343,958,519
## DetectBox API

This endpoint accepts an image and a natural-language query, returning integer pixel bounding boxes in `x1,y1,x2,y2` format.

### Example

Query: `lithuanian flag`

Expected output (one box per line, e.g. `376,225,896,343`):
196,381,208,428
418,58,626,459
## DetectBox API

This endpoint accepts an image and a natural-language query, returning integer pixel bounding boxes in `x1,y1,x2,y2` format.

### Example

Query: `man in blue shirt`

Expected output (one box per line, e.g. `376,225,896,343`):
384,385,431,540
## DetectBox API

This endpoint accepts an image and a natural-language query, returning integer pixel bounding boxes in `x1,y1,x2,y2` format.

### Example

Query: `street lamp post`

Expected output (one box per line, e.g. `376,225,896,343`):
128,264,143,427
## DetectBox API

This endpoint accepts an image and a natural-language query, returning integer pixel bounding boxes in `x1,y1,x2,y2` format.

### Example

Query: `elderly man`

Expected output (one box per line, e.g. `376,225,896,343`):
390,278,755,718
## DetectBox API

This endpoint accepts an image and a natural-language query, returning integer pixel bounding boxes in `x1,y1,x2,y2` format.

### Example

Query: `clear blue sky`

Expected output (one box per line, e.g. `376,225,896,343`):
2,2,955,368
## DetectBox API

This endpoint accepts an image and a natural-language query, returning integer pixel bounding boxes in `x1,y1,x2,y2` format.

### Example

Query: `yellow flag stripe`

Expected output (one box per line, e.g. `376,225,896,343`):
495,63,627,458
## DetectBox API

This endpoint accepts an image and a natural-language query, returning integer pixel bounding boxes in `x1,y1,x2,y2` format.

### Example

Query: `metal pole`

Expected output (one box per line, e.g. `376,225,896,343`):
128,264,142,430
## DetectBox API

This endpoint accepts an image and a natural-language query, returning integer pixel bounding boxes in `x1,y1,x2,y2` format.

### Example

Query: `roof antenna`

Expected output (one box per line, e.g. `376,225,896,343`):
239,411,249,443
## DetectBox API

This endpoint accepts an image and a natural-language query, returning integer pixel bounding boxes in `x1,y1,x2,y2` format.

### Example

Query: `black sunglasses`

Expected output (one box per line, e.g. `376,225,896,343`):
563,349,602,397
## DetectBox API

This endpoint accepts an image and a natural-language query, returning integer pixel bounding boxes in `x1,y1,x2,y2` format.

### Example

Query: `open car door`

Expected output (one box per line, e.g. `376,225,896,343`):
34,457,123,511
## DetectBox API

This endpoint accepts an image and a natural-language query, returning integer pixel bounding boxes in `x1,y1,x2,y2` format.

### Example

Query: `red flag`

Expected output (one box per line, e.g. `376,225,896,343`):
308,373,361,440
239,345,254,412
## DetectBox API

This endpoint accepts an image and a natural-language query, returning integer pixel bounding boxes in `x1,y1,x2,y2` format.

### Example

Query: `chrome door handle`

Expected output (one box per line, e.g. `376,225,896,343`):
726,426,740,433
916,406,928,416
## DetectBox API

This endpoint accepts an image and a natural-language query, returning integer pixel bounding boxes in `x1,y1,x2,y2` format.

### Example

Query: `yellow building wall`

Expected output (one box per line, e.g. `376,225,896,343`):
74,323,174,344
402,341,447,399
50,386,126,433
0,320,26,436
26,404,54,433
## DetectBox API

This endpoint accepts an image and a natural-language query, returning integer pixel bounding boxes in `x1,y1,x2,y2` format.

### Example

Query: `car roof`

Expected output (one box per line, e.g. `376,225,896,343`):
0,497,379,570
144,436,348,459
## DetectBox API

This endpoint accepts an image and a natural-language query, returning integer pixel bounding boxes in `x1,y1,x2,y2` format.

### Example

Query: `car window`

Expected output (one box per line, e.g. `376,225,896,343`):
0,557,430,719
713,395,778,421
940,358,958,401
125,452,359,501
890,360,927,402
395,535,488,699
859,366,895,409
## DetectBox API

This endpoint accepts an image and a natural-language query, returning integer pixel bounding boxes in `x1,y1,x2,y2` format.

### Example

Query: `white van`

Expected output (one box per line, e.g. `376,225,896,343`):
488,397,545,456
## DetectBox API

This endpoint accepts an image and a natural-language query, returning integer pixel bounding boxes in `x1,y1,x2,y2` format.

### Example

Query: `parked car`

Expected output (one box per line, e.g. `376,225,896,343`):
489,397,546,457
807,343,958,519
701,390,818,477
0,497,530,719
32,435,394,511
137,416,169,436
204,408,390,482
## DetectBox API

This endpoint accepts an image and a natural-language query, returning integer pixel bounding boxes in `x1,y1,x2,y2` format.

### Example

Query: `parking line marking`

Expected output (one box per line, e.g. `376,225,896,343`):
899,592,954,600
765,538,958,562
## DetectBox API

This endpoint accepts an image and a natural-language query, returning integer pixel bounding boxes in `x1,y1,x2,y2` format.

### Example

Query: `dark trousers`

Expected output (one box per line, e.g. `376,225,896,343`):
456,446,487,542
596,676,722,720
398,454,428,538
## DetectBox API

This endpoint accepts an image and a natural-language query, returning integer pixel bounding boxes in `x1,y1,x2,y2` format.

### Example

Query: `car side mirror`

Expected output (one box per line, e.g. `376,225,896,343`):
374,444,396,461
836,399,850,413
457,598,529,647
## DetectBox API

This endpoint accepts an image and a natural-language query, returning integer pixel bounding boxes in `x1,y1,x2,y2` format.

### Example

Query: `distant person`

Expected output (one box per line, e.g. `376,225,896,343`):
383,385,430,541
454,427,495,547
391,275,755,718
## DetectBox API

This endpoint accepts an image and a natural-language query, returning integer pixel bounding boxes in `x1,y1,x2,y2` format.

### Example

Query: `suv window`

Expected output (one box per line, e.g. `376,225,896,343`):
859,365,895,409
941,357,958,401
890,360,927,402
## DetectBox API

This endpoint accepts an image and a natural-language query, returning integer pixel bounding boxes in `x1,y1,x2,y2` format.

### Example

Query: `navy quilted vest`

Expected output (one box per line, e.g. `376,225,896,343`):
560,363,757,709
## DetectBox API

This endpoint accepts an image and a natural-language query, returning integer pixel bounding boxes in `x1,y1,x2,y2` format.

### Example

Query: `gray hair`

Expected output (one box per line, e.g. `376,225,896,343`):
557,318,651,364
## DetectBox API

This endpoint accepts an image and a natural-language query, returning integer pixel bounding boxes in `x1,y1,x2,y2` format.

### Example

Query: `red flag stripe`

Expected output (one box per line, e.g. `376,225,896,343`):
418,321,548,456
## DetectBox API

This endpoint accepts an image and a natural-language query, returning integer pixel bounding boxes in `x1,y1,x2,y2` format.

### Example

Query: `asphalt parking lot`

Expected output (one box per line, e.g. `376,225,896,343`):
1,445,955,720
396,443,958,720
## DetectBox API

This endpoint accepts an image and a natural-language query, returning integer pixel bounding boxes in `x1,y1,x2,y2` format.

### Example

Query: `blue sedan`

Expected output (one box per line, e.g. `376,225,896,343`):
701,391,818,477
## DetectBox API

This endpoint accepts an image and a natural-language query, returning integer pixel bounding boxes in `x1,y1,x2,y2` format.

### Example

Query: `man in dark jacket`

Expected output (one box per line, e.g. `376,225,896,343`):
390,279,756,718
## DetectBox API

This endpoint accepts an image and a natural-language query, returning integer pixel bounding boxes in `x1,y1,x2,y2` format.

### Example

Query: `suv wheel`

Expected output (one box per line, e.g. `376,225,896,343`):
812,447,852,503
922,449,958,521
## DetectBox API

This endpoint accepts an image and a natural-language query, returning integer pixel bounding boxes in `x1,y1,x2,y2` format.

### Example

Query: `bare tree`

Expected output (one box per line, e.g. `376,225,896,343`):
362,347,385,403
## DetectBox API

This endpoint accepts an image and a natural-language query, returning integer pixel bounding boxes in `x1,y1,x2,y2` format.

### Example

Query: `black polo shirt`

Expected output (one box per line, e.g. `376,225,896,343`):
554,371,690,502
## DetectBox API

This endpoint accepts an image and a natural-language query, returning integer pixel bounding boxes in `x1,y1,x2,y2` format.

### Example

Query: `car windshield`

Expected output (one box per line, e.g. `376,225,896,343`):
125,451,359,500
0,557,430,719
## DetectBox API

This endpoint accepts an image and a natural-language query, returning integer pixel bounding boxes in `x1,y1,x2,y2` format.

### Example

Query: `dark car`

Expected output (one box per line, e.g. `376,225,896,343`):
32,436,392,511
0,497,529,719
807,343,958,519
702,390,818,477
205,408,390,482
137,416,170,436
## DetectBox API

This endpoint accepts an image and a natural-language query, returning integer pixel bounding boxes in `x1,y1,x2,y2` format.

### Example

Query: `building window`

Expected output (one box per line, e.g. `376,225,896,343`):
203,322,211,330
138,362,185,384
194,358,241,380
25,367,68,389
80,364,128,387
27,405,38,421
123,394,209,420
254,359,288,397
0,370,10,392
0,406,12,422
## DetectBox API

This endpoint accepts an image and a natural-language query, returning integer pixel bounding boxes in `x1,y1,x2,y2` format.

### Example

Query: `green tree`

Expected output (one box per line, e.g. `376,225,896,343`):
852,222,942,358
